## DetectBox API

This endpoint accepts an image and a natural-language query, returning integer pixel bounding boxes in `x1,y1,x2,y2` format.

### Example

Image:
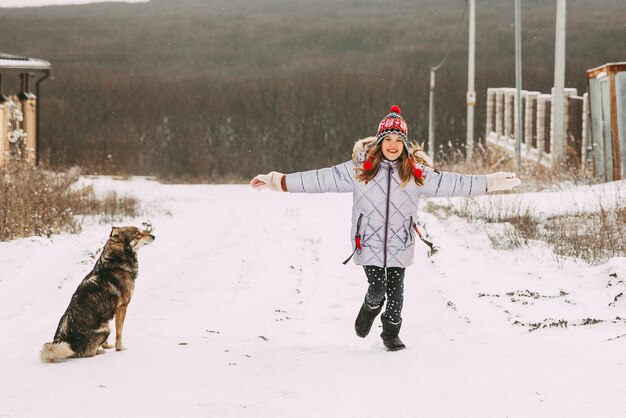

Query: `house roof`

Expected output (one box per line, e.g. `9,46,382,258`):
586,62,626,79
0,52,51,71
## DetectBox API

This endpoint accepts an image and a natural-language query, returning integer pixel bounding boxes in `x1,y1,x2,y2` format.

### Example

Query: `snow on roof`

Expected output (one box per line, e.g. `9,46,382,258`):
0,52,51,71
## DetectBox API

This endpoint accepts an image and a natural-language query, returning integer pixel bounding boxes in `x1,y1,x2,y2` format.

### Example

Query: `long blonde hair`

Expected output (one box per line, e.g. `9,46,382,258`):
355,142,430,187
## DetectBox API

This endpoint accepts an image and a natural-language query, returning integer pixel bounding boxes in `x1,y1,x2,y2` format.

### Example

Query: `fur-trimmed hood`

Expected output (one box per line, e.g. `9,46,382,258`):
351,136,432,167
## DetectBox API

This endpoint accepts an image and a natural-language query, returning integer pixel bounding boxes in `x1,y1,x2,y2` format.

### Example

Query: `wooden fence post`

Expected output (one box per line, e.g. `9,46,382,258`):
495,88,505,138
537,94,552,161
582,92,591,164
486,88,496,135
19,74,37,165
524,91,540,154
504,88,515,138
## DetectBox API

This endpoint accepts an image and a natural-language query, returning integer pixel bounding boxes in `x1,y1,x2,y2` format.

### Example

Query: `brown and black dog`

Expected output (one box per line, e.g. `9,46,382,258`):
41,226,155,362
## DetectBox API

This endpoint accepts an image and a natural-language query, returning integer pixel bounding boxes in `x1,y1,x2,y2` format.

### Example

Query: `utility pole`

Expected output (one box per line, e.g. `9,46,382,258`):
514,0,522,169
552,0,566,169
429,57,448,163
428,68,436,162
466,0,476,161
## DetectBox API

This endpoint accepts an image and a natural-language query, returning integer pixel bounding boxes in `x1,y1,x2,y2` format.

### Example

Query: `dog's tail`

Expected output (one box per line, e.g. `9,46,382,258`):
40,341,74,363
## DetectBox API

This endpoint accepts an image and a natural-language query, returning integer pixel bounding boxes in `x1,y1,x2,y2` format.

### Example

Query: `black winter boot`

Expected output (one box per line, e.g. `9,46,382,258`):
354,297,385,338
380,315,406,351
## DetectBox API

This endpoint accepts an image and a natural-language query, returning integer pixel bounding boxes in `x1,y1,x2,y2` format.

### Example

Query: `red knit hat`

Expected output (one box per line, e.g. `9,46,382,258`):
375,105,408,147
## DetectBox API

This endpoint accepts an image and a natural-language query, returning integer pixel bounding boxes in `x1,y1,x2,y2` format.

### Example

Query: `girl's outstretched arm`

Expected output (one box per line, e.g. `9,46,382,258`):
250,161,356,194
284,161,356,193
419,166,521,197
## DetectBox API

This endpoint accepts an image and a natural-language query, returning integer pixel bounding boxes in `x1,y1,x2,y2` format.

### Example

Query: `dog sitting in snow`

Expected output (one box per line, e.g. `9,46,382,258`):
41,226,155,363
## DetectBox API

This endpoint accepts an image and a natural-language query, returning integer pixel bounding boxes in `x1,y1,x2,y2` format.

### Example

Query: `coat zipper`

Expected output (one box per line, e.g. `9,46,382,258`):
383,164,392,267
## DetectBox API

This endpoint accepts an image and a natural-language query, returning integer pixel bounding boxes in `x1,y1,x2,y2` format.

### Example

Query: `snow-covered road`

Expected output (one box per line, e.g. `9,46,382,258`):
1,177,624,417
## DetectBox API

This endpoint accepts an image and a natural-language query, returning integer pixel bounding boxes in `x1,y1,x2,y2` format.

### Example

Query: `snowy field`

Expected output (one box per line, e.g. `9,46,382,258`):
0,177,625,417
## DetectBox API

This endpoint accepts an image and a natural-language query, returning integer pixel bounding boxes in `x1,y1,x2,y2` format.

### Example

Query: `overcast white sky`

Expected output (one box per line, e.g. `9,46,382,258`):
0,0,148,7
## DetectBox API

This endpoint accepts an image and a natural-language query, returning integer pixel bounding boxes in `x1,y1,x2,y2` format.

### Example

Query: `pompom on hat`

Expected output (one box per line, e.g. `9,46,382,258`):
375,105,409,148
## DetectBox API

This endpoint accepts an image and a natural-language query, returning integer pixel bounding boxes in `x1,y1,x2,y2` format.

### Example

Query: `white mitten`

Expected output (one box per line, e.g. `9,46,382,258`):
485,172,521,192
249,171,285,192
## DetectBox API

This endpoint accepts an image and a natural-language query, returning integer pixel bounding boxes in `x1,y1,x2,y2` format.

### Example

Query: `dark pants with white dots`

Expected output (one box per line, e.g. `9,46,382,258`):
363,265,405,323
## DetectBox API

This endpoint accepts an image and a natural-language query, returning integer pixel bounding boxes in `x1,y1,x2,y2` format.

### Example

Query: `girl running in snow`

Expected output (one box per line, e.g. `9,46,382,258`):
250,105,521,351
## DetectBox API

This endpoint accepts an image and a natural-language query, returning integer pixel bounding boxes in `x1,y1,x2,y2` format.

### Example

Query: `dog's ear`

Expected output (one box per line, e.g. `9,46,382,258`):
110,226,120,238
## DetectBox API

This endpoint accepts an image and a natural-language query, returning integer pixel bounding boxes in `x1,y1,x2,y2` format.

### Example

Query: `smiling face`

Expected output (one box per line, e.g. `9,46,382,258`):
381,134,404,161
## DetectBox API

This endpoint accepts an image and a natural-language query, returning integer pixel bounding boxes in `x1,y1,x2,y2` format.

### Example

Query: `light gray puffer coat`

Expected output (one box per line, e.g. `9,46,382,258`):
285,138,488,268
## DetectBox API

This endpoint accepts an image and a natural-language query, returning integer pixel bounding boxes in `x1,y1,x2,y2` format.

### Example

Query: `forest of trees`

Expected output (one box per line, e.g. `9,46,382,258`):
1,0,623,180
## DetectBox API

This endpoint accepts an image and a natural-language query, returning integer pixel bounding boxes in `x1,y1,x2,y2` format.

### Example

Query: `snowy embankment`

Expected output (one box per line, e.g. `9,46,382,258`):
0,177,625,417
